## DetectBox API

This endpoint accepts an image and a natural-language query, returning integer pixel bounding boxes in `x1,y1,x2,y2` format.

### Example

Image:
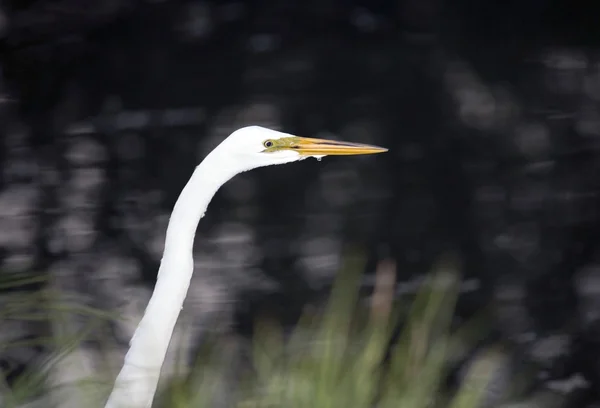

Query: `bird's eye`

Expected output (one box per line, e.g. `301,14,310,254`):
263,140,274,148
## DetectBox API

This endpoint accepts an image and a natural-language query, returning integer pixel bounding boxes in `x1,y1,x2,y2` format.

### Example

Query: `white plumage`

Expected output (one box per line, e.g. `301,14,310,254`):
104,126,386,408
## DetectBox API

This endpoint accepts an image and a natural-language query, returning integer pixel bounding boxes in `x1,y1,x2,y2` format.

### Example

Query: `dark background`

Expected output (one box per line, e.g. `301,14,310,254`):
1,0,599,406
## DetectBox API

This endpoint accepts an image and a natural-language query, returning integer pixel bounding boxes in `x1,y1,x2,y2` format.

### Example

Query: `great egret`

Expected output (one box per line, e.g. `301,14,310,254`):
104,126,387,408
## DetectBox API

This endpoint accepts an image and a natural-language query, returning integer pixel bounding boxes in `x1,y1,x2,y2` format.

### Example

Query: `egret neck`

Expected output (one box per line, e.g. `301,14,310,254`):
105,149,235,408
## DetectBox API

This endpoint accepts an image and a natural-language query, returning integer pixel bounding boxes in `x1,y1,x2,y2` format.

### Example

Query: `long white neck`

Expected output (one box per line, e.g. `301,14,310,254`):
104,150,236,408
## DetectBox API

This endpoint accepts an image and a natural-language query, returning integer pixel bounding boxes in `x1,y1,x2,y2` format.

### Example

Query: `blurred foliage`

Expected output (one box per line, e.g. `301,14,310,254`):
0,252,520,408
0,271,120,407
155,252,498,408
0,253,528,408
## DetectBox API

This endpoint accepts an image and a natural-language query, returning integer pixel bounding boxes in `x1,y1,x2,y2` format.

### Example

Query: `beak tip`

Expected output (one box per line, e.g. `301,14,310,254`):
370,146,388,154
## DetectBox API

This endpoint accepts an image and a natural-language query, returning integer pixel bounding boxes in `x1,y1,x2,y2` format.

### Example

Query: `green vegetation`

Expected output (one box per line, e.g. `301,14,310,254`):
1,252,496,408
157,252,495,408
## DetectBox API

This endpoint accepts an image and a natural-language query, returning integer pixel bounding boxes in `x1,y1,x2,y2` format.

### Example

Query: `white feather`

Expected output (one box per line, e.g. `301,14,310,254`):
104,126,311,408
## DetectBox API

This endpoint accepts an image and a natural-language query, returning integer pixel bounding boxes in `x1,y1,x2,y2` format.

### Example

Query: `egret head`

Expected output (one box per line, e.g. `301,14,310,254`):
216,126,387,171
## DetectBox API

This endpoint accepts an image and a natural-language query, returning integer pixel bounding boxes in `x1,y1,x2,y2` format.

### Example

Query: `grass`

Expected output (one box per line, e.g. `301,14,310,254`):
0,271,119,407
1,251,497,408
156,251,496,408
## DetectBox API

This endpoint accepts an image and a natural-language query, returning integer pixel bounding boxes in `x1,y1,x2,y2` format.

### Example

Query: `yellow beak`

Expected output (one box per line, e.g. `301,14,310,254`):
293,137,388,156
